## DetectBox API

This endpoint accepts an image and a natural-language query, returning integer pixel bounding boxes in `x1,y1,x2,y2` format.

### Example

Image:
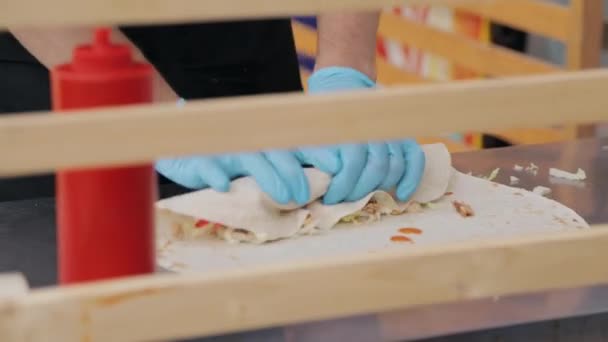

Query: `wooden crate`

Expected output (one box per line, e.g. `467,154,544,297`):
0,1,607,341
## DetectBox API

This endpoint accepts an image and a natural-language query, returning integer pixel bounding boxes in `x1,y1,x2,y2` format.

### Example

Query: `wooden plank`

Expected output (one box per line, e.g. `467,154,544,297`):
378,13,560,77
377,57,430,85
416,137,474,152
566,0,604,139
0,273,28,298
0,0,494,27
1,225,608,341
291,21,315,91
1,69,608,176
454,0,571,41
567,0,603,70
485,128,573,145
292,20,318,56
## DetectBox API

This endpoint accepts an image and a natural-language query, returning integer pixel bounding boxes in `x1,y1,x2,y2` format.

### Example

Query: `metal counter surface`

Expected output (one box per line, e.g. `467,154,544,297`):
1,138,607,341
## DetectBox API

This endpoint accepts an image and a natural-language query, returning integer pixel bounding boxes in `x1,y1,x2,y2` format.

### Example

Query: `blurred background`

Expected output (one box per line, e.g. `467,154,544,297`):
291,0,608,152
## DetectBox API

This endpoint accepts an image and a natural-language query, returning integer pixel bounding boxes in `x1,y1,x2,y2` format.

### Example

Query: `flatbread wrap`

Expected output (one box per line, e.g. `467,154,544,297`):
156,144,453,243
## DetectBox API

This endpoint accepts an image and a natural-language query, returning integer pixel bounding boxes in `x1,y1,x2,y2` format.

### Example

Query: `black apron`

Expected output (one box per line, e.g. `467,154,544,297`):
0,19,303,201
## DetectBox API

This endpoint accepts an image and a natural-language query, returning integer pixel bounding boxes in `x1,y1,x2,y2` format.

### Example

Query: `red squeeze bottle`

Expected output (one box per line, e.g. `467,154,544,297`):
51,28,156,284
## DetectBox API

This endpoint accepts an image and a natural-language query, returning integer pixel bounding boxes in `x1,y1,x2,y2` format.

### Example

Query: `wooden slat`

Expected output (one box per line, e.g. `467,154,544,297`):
486,128,574,145
377,57,430,84
378,13,561,77
567,0,604,70
1,225,608,341
292,20,318,56
454,0,571,41
0,0,494,27
416,137,474,152
0,273,28,299
0,70,608,176
566,0,604,139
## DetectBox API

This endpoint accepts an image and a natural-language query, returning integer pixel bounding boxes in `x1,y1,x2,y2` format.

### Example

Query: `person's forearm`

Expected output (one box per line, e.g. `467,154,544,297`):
315,12,380,80
9,27,178,102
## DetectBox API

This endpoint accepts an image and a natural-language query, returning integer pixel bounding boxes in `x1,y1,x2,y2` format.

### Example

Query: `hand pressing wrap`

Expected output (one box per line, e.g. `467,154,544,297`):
157,98,313,205
304,66,426,204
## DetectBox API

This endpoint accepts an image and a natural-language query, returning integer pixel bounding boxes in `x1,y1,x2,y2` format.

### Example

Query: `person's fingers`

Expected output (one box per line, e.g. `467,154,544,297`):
264,151,310,205
156,158,229,190
379,141,405,191
323,144,367,205
239,153,291,204
194,158,231,192
295,147,341,174
346,143,389,201
396,140,426,201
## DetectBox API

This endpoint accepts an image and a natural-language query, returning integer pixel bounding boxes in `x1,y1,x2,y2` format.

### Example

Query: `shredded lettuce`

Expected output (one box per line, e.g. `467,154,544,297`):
487,168,500,181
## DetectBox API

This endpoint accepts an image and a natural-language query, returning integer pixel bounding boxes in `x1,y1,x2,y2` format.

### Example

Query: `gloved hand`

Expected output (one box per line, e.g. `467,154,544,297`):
304,66,426,204
296,140,425,204
307,66,376,92
155,151,310,206
158,99,310,205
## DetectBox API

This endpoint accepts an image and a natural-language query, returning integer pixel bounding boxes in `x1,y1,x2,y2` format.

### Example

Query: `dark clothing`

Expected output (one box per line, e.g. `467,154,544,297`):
0,19,303,201
120,20,303,99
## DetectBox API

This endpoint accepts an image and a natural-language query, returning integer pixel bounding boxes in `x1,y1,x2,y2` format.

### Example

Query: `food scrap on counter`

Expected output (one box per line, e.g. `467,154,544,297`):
390,227,423,243
533,186,552,197
549,167,586,181
453,201,474,217
390,235,413,243
474,168,500,181
525,163,539,176
486,168,500,181
398,227,423,234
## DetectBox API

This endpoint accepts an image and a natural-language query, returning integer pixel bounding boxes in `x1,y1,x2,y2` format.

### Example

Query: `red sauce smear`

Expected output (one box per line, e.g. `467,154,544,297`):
195,219,210,228
398,227,422,235
195,220,225,234
390,235,413,243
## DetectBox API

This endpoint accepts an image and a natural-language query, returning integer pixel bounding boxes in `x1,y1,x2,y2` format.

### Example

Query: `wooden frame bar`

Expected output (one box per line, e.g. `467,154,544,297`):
0,0,494,27
454,0,571,41
1,225,608,341
1,69,607,176
369,0,602,142
563,0,604,139
378,13,560,77
2,1,608,341
567,0,604,70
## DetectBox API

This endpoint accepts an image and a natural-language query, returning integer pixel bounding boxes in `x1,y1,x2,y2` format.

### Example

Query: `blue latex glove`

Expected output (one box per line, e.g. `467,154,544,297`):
156,152,310,205
308,66,376,92
303,67,426,204
296,140,425,204
157,99,310,205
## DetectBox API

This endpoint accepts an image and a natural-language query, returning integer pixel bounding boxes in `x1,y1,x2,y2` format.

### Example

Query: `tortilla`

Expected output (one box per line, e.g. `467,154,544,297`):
307,143,452,230
156,168,328,243
157,169,589,274
156,144,452,243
